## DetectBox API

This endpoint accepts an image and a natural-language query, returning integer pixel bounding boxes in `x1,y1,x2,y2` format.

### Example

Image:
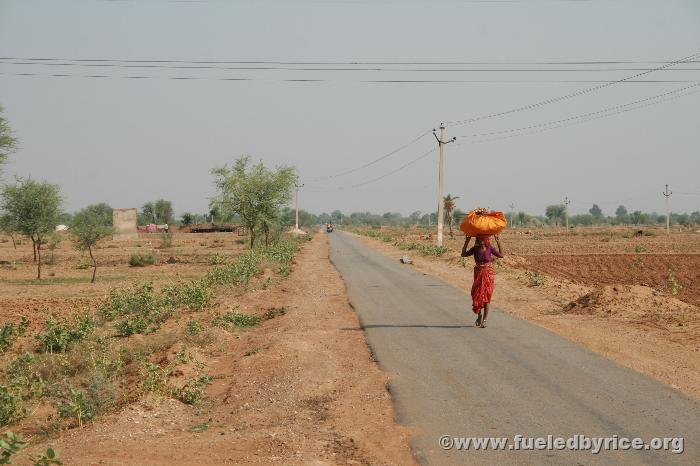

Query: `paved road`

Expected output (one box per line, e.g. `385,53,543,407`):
329,232,699,465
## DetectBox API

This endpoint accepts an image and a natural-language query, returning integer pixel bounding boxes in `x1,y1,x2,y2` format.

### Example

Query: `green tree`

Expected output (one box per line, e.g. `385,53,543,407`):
0,104,18,168
140,202,156,225
154,199,174,224
517,211,531,226
211,156,297,248
71,208,114,283
615,205,629,224
545,204,566,226
1,178,62,279
82,202,113,226
181,212,194,226
589,204,603,219
140,199,173,224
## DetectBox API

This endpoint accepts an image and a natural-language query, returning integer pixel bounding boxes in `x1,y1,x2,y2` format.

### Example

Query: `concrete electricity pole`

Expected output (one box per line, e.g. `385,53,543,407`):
663,184,672,235
433,124,456,247
564,197,571,233
509,203,515,227
294,183,304,230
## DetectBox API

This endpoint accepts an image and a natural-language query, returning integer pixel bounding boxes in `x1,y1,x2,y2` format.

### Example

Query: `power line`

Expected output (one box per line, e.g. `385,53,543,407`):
310,83,700,191
2,71,697,84
3,59,700,73
454,83,700,139
450,85,700,147
310,147,437,191
3,57,700,65
443,51,700,127
307,130,431,181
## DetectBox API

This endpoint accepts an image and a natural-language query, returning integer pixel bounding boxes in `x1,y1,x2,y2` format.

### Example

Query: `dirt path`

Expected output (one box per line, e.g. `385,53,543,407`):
352,233,700,401
25,234,415,465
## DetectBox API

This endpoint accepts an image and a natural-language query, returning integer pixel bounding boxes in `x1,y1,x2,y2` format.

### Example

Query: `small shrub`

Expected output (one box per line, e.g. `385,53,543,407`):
76,257,91,270
162,280,213,311
138,360,180,398
114,315,153,337
29,447,62,466
57,387,95,427
213,312,260,330
525,270,545,287
186,320,204,336
0,317,29,354
4,353,51,401
36,315,94,353
0,385,27,426
100,283,162,321
0,431,28,463
178,375,212,405
667,268,682,296
206,253,226,265
262,307,287,320
634,245,646,253
129,254,156,267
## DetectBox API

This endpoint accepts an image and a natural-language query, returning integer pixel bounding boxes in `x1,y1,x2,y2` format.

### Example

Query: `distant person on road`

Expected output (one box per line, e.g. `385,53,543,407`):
461,235,503,328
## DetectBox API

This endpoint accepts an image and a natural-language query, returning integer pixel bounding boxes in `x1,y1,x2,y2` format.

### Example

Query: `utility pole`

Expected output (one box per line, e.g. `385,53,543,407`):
433,124,456,247
663,184,672,235
564,197,571,233
294,183,304,230
509,203,515,227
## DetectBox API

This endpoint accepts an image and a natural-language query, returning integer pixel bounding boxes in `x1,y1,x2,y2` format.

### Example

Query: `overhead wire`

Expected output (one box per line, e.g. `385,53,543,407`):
3,57,700,65
443,51,700,127
453,83,700,139
3,59,700,73
309,83,700,191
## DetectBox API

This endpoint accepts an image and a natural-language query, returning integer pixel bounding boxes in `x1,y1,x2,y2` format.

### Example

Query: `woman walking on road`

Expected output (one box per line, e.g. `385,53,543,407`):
461,235,503,328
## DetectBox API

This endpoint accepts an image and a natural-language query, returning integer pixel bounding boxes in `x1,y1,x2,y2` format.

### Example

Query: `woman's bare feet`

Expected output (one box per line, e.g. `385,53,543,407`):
475,314,482,327
479,319,486,328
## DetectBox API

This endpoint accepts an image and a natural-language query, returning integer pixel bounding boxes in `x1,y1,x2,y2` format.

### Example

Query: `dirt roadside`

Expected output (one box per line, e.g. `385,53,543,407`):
352,233,700,401
24,234,415,466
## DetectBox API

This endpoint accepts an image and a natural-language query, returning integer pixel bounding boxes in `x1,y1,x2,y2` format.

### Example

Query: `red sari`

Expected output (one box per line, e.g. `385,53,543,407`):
471,264,495,313
463,238,502,313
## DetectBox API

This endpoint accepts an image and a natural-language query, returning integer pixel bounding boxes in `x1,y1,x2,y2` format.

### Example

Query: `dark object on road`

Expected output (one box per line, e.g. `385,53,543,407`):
400,255,412,264
634,230,644,237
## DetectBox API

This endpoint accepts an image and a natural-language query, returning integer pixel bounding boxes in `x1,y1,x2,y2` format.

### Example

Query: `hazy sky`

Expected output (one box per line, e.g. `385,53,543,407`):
1,0,699,217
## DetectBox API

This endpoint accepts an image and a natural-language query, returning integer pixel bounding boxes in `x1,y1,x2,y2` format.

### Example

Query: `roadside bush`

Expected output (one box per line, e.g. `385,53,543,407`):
394,241,448,257
206,252,226,265
162,280,213,311
525,270,545,287
178,375,213,406
186,320,204,336
4,353,51,401
76,257,92,270
262,307,287,320
114,315,153,337
100,283,162,321
57,386,95,427
36,315,94,353
0,384,26,426
0,431,27,463
212,312,260,330
0,317,29,354
129,254,156,267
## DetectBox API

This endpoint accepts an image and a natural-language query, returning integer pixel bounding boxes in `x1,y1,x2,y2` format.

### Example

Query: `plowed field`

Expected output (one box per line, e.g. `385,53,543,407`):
516,254,700,306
